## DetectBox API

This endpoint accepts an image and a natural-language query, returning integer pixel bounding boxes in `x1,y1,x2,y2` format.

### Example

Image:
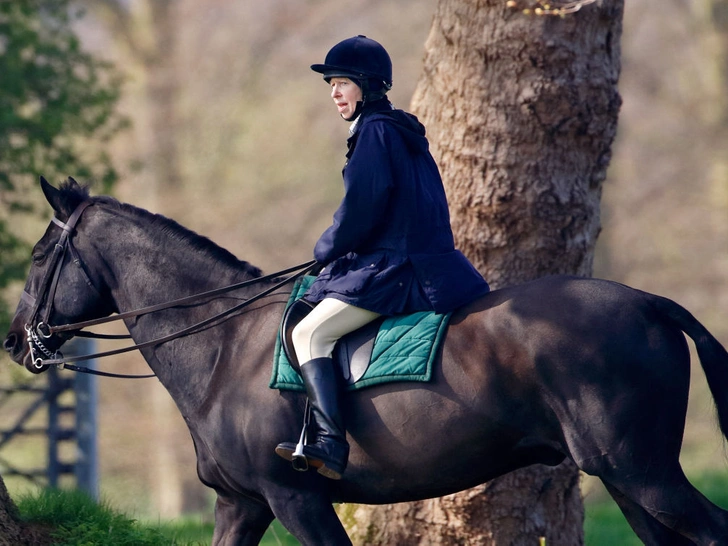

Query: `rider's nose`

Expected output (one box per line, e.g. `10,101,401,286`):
3,333,18,354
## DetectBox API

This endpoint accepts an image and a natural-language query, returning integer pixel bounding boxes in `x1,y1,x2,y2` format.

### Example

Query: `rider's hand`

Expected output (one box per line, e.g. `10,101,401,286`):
310,261,326,276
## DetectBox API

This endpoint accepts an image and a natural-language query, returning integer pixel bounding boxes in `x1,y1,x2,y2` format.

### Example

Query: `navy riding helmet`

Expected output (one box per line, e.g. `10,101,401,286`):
311,35,393,102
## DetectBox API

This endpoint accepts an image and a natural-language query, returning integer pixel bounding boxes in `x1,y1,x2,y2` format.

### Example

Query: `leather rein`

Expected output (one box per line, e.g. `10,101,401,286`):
23,200,316,379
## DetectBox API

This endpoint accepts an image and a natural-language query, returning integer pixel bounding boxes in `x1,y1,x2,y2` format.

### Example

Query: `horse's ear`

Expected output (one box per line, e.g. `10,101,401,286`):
40,176,63,213
67,176,79,188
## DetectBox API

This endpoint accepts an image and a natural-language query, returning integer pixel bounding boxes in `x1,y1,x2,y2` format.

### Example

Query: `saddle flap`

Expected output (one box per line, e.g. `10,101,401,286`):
280,298,315,373
334,319,382,385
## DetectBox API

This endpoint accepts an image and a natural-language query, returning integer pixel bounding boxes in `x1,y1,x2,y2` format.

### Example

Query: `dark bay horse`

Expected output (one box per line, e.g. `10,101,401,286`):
4,178,728,545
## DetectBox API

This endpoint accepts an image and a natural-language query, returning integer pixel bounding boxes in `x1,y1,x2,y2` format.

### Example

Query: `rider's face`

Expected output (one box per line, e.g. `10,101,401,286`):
330,78,362,120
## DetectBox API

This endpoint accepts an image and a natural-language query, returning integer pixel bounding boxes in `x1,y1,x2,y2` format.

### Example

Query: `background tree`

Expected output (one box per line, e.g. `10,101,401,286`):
0,1,124,539
0,0,126,334
346,1,624,543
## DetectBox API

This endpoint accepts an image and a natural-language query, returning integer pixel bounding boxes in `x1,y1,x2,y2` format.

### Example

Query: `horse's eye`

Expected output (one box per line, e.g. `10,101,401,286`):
32,253,46,265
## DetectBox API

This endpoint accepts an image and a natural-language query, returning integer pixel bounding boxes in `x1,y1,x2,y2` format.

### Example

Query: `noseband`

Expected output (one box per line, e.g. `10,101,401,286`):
24,200,95,369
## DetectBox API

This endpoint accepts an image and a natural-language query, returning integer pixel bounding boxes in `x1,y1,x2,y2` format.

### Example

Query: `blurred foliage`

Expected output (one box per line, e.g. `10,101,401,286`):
0,0,127,333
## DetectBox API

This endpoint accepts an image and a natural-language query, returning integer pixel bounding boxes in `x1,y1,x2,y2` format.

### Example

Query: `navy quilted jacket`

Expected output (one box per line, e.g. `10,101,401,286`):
305,100,490,315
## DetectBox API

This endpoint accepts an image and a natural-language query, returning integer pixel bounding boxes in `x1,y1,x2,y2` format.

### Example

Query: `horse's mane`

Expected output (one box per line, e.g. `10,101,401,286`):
57,180,262,278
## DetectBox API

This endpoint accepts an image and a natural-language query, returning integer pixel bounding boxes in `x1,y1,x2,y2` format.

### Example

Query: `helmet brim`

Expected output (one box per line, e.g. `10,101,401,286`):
310,63,332,74
311,64,363,80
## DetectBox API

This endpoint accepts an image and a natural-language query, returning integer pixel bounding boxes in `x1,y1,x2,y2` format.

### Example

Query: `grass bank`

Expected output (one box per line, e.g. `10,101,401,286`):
17,472,728,545
17,489,295,545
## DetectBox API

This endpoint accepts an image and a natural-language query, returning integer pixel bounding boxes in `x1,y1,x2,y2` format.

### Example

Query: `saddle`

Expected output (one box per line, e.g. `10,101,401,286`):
270,277,451,392
280,298,385,385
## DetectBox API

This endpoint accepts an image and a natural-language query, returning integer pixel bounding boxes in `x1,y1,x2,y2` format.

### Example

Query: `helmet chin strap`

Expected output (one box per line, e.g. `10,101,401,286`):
342,101,364,122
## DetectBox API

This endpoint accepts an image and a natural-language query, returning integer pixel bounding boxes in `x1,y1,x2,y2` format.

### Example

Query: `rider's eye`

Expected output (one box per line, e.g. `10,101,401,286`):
32,253,46,265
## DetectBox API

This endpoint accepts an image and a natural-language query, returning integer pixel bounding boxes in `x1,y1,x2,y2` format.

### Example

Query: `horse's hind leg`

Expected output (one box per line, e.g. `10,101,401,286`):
566,334,728,544
602,482,694,546
581,434,728,544
584,402,728,545
599,468,728,546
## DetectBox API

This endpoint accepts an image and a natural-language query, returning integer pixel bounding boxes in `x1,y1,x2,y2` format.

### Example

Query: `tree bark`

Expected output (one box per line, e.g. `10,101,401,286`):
0,474,51,545
348,1,623,544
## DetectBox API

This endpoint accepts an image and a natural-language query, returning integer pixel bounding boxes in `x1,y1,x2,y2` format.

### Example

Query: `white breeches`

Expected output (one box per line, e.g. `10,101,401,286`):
292,298,381,363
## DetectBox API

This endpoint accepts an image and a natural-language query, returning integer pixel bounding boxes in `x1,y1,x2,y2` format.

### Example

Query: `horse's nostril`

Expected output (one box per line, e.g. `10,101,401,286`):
3,333,18,353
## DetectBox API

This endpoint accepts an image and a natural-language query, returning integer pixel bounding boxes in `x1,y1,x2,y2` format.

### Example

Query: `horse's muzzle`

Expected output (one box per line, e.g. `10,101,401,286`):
3,331,50,374
2,332,23,363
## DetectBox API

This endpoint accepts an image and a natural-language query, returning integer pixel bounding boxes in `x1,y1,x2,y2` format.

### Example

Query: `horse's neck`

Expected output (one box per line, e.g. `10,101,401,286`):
91,207,266,405
96,207,253,310
118,250,245,309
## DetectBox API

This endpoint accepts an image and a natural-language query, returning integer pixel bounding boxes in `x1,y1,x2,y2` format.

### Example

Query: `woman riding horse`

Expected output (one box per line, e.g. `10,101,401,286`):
274,36,491,479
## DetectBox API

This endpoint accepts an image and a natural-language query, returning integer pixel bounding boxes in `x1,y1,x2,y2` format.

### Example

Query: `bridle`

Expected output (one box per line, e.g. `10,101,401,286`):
23,200,95,370
23,199,315,378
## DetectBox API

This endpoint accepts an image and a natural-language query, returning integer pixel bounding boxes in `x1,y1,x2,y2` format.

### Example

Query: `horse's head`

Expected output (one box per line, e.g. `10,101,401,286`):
3,177,117,374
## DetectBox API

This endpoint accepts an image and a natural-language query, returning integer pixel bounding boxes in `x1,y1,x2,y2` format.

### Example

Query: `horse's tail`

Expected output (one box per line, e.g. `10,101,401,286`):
647,292,728,440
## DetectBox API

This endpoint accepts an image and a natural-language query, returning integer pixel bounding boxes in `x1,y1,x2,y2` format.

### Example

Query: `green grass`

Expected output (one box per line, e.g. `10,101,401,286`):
17,488,174,545
149,518,214,545
152,518,297,545
16,473,728,545
584,499,643,546
16,489,298,545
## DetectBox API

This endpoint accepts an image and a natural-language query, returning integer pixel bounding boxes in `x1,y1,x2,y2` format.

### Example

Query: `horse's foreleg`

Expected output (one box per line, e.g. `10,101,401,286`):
268,490,352,546
212,494,274,546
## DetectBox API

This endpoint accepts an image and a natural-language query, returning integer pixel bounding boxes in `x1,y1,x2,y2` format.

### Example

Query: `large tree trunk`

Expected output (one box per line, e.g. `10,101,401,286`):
347,1,623,544
0,474,51,545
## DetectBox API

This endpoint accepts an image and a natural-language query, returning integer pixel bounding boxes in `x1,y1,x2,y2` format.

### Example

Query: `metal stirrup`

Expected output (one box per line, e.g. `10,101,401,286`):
291,400,311,472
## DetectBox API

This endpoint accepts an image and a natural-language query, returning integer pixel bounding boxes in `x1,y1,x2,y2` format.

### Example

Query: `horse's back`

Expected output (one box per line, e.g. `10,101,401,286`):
454,274,687,352
452,274,692,394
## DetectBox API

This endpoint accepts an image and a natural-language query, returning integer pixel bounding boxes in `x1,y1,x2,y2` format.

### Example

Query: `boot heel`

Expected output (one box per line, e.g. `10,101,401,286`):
317,464,343,480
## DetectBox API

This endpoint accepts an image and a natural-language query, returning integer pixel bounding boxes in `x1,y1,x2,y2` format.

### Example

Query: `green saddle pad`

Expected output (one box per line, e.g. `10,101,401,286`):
269,276,451,392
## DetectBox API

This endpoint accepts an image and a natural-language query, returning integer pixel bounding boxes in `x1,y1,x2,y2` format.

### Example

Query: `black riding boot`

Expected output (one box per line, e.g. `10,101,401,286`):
275,357,349,479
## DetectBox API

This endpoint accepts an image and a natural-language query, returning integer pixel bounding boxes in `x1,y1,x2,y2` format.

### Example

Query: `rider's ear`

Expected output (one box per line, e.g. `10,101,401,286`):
40,176,63,213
